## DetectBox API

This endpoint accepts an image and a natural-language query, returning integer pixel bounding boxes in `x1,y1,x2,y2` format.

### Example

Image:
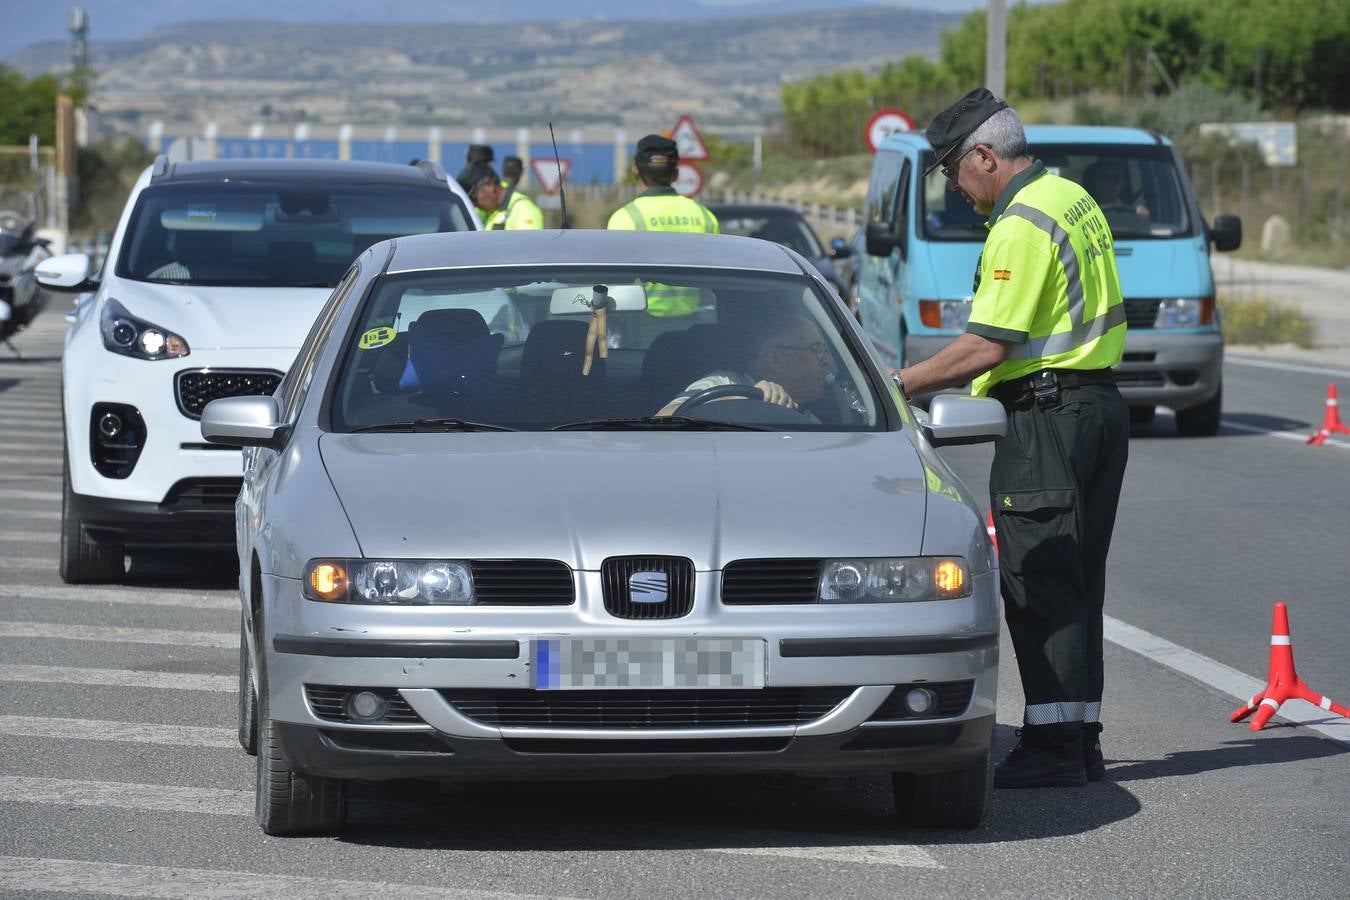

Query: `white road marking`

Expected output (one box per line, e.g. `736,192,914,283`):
0,530,58,542
0,487,60,501
0,776,250,816
0,583,237,610
0,856,557,900
1105,615,1350,745
1226,356,1350,378
0,621,234,648
712,841,941,868
0,716,235,748
1219,418,1350,450
0,556,53,569
0,663,234,692
0,509,61,520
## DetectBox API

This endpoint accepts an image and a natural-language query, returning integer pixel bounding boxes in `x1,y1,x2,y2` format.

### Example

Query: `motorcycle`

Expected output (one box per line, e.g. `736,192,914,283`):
0,187,52,344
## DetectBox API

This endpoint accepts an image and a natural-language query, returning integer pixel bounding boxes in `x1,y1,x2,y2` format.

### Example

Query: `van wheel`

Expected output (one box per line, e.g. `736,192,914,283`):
1175,386,1222,437
255,674,346,836
238,616,258,756
892,751,992,829
59,451,124,584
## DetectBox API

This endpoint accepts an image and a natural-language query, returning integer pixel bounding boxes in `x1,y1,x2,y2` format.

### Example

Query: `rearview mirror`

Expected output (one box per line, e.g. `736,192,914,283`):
35,252,98,293
549,283,648,315
1210,214,1242,253
201,395,287,449
922,394,1007,447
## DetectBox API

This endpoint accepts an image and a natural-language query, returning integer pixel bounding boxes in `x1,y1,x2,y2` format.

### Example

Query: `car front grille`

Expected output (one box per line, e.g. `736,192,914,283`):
601,556,695,619
722,558,821,604
471,559,574,605
175,368,283,419
160,477,242,509
443,687,853,728
865,681,975,721
1124,299,1161,328
304,685,423,724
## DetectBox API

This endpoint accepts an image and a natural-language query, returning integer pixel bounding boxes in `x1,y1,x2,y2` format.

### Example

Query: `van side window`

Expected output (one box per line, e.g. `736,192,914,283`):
890,160,911,233
866,150,903,230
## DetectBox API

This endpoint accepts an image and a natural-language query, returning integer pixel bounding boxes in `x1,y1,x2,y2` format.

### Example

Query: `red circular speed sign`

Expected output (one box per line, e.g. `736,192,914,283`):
865,109,916,153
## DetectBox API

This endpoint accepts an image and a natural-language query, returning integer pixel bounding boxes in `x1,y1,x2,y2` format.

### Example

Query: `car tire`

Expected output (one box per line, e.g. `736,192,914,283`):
1175,386,1222,437
255,667,346,836
1128,405,1156,425
59,450,124,584
238,615,258,756
891,750,992,830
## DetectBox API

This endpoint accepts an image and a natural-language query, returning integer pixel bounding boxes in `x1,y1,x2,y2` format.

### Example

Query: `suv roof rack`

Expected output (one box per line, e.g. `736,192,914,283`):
150,154,170,182
411,158,449,184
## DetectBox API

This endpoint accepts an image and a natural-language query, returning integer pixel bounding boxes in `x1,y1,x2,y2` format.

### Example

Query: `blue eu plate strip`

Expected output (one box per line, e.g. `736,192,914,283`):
535,639,560,689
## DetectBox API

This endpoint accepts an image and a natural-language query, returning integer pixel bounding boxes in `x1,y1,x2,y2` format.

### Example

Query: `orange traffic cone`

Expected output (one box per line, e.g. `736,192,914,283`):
1306,383,1350,446
1230,602,1350,730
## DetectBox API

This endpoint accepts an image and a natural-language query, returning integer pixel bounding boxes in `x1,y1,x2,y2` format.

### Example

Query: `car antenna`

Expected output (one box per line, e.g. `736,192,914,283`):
548,122,570,230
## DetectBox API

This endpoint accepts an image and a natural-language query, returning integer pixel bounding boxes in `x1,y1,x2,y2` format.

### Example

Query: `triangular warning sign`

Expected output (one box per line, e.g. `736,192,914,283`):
531,158,572,195
671,115,709,161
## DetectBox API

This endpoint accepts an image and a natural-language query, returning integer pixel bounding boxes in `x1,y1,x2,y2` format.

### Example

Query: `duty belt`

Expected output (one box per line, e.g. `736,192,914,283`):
989,368,1115,408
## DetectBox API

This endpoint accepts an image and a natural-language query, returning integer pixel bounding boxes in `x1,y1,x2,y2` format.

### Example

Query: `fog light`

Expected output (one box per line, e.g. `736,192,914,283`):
904,687,937,716
347,690,389,722
98,412,123,439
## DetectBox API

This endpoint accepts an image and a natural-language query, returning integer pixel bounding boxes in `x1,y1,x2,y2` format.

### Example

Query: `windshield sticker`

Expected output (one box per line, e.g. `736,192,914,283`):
358,326,396,349
185,204,217,223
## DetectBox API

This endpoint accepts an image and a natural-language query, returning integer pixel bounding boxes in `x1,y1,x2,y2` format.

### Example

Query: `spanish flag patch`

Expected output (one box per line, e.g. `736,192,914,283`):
992,268,1012,281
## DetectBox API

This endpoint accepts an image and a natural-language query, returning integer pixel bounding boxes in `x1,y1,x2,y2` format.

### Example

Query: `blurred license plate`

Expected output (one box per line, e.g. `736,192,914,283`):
532,637,765,690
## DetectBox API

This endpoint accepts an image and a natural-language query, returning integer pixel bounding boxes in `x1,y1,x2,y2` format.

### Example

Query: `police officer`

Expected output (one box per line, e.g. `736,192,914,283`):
458,162,543,231
896,89,1129,789
607,134,719,319
502,155,525,189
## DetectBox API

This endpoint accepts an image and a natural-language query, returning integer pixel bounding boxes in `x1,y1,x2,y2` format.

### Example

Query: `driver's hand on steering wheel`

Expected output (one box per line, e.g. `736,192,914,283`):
755,380,798,410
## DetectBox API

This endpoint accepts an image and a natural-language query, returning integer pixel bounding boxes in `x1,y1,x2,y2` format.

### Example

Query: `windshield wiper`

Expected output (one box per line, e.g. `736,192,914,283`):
350,418,517,433
550,416,769,432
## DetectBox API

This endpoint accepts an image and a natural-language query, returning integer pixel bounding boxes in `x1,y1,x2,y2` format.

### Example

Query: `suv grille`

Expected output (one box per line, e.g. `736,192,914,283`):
160,477,242,509
471,560,574,605
175,369,283,419
722,559,821,604
1124,299,1161,328
443,687,853,728
600,556,694,619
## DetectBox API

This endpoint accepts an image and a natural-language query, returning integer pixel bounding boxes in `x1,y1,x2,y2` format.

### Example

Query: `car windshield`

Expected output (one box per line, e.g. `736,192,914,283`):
330,266,885,433
116,182,475,288
920,144,1193,241
715,210,825,258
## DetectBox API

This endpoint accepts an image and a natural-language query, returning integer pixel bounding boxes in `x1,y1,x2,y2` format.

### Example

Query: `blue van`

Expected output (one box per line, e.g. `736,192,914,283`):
857,125,1241,436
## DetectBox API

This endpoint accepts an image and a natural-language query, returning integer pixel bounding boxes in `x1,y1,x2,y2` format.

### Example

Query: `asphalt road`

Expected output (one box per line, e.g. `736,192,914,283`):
1,305,1347,899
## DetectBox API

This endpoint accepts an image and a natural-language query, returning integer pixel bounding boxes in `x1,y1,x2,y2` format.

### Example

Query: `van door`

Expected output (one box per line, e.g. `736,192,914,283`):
859,150,910,368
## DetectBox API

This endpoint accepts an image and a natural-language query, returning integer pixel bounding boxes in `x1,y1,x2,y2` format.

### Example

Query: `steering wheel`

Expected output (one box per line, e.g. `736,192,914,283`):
673,383,764,415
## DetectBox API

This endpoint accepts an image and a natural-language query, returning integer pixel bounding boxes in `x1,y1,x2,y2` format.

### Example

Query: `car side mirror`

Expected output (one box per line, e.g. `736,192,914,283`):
921,394,1007,447
201,395,288,449
865,220,906,260
1210,214,1242,253
35,252,99,293
829,237,851,259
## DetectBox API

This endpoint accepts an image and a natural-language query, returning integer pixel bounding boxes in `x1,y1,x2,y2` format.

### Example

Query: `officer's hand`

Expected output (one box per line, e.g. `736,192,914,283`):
755,380,798,409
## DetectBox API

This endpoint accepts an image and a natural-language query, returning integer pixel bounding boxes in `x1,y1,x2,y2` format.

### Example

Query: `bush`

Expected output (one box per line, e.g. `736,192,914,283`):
1218,294,1314,347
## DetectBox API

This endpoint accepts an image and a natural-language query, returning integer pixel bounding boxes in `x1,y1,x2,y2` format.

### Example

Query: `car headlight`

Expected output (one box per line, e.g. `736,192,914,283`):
100,297,190,359
819,557,970,603
1154,297,1214,328
304,559,475,605
918,299,972,330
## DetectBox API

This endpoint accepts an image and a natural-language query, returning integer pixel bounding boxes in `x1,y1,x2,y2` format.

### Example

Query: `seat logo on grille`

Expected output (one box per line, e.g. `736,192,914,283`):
628,571,669,603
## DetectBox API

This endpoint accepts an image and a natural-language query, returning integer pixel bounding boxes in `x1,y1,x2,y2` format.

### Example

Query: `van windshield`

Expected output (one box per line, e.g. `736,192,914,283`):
117,182,475,288
920,144,1193,242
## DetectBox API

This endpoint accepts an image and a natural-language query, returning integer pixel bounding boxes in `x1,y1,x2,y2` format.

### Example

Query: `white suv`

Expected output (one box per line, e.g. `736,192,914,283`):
37,156,480,582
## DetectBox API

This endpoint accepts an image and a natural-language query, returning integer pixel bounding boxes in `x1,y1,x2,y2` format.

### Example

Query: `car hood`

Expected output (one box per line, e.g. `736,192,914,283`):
108,281,332,350
1113,236,1209,296
319,431,929,570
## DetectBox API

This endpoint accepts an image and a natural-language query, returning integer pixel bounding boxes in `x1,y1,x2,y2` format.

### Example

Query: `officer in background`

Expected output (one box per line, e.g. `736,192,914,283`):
607,134,719,320
502,155,525,189
896,89,1129,789
459,144,495,220
457,161,543,230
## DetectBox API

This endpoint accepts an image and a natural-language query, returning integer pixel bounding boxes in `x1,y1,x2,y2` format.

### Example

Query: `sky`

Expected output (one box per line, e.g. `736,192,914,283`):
0,1,1000,61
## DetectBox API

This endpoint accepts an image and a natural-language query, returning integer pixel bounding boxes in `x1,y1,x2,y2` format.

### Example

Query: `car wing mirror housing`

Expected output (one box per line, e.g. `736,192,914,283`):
922,394,1007,447
35,252,99,293
201,395,288,449
829,236,851,259
1210,214,1242,253
864,220,906,260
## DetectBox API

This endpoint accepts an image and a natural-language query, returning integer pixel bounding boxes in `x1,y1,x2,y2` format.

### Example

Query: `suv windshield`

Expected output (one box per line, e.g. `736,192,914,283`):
331,266,884,432
920,144,1193,242
117,182,474,288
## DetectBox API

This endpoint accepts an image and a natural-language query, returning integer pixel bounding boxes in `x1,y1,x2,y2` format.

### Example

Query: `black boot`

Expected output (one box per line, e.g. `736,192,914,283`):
1082,722,1105,782
994,724,1087,789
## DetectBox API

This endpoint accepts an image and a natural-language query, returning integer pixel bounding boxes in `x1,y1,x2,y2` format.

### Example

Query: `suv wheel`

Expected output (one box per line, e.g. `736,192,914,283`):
255,667,346,836
1175,386,1222,437
238,616,258,755
59,450,124,584
892,750,992,829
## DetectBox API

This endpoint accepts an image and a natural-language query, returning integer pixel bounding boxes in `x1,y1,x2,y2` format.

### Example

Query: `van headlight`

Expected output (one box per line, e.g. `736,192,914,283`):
100,298,190,359
304,559,475,605
819,557,969,603
918,299,972,330
1154,297,1214,328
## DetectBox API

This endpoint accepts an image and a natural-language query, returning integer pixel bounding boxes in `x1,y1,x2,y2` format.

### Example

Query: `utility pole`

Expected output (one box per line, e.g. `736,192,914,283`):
986,0,1007,98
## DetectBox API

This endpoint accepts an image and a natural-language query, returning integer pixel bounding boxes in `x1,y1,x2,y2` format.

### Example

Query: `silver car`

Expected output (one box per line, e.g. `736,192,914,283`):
201,230,1008,836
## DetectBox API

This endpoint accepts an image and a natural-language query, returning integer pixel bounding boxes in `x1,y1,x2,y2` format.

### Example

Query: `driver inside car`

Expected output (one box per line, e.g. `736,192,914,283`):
657,314,832,417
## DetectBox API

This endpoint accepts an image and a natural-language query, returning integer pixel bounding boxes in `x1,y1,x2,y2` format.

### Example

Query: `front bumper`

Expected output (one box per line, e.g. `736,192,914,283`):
68,486,236,545
1116,330,1223,410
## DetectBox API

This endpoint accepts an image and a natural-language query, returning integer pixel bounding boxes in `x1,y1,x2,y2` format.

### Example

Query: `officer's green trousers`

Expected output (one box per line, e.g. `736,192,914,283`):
989,382,1130,727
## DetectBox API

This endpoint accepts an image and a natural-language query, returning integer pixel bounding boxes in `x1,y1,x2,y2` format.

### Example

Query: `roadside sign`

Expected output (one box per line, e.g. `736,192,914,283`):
866,109,916,153
531,158,572,195
673,162,704,198
671,115,709,161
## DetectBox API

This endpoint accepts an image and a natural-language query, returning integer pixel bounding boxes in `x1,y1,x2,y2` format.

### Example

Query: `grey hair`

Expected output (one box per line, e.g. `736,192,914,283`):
959,107,1027,160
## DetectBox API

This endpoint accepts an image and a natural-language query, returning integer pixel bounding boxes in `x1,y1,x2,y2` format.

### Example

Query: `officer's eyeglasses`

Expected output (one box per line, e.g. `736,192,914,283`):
776,342,831,363
941,145,979,181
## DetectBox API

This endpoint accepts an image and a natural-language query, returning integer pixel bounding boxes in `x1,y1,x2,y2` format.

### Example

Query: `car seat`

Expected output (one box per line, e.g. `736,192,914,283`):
517,319,600,423
641,325,721,411
398,308,503,409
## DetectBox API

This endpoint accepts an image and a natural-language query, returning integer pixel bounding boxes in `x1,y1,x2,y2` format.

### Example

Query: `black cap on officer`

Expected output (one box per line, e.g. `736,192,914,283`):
466,143,494,164
634,134,679,169
924,88,1009,178
457,161,497,196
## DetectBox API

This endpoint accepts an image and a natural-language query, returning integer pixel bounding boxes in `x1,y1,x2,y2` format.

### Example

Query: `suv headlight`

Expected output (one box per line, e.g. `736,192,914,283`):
819,557,970,603
100,297,190,359
304,559,475,605
1154,297,1214,328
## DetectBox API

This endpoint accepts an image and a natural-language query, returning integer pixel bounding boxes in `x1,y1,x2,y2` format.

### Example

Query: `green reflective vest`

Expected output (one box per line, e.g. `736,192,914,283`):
485,189,544,231
607,188,719,317
965,162,1126,397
